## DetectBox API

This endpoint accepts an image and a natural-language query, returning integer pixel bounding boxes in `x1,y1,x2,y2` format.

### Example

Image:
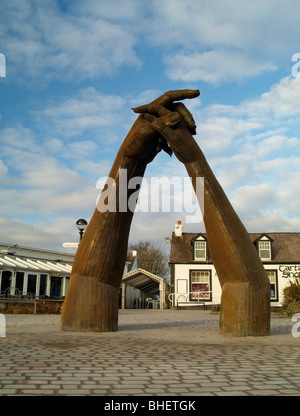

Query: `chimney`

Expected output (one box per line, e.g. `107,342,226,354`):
175,220,183,237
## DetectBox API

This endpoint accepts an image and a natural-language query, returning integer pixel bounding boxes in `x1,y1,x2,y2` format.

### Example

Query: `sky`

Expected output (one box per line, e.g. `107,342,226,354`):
0,0,300,253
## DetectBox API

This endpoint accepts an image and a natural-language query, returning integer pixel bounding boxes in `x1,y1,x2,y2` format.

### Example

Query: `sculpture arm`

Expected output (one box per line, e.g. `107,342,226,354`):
143,114,269,287
61,90,199,332
143,113,270,336
71,90,200,286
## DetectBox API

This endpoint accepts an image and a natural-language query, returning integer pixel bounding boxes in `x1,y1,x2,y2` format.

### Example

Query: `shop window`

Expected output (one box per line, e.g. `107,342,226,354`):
266,270,278,301
27,274,37,294
39,274,47,297
0,270,12,292
16,272,24,292
194,240,207,260
50,276,62,298
190,270,211,301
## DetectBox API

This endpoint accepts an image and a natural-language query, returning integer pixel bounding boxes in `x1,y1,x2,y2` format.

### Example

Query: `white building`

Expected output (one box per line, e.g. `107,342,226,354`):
0,242,74,298
121,268,169,309
168,222,300,308
0,242,168,309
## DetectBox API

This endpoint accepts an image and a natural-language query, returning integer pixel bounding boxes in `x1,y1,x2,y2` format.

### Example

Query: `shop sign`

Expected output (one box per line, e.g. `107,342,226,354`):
279,265,300,279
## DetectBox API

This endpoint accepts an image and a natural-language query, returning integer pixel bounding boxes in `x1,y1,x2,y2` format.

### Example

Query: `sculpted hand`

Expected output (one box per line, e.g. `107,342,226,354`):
127,89,200,164
141,111,202,164
132,89,199,133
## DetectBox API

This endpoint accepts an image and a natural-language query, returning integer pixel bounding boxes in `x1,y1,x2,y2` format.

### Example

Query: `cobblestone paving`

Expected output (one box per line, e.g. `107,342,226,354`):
0,310,300,396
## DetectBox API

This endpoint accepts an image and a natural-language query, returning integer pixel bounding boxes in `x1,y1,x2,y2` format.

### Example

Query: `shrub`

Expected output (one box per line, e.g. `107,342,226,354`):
282,279,300,316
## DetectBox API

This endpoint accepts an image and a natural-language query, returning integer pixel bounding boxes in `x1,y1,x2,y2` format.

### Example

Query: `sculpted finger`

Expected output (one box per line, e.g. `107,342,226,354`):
160,89,200,104
155,89,200,108
143,111,180,128
161,137,173,156
143,113,175,142
132,103,156,114
142,112,178,157
132,89,200,114
171,102,197,135
155,137,172,156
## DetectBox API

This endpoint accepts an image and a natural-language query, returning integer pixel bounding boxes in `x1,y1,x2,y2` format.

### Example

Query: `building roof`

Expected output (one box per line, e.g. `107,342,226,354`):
169,232,300,264
0,242,74,275
122,268,168,295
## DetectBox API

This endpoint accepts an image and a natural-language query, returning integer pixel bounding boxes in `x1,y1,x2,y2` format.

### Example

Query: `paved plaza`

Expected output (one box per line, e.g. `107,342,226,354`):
0,309,300,396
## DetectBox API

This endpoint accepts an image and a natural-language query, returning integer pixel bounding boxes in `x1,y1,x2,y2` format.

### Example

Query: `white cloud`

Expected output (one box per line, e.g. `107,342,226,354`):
146,0,300,85
0,0,141,81
165,50,277,84
244,76,300,119
0,124,99,225
0,127,39,151
243,212,300,233
193,76,300,156
3,0,300,85
148,74,297,234
0,215,85,251
35,87,128,140
2,77,300,251
0,160,8,182
69,0,144,22
126,76,300,235
150,0,300,57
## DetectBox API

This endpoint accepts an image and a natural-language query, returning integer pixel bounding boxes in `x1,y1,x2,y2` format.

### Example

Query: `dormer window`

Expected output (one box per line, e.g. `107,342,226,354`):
254,234,273,261
258,240,271,259
192,234,207,261
194,241,206,260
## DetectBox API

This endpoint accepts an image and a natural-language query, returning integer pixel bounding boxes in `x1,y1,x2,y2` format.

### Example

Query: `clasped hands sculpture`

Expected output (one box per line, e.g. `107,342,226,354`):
61,90,270,336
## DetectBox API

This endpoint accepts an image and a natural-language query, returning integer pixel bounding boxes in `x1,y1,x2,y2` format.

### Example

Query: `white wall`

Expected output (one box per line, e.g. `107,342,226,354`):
173,264,222,306
172,263,300,307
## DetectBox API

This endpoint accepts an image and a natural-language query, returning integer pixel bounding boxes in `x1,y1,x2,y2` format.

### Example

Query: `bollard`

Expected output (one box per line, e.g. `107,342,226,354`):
0,314,6,337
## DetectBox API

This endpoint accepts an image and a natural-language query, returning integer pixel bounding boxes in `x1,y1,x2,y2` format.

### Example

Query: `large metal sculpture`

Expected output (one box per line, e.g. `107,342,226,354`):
61,90,270,336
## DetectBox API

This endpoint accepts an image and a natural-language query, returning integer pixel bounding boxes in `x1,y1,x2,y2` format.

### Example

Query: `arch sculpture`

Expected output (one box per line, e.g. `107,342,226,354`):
61,90,270,336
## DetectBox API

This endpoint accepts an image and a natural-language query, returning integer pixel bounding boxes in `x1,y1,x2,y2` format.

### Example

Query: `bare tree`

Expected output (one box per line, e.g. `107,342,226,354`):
128,241,170,281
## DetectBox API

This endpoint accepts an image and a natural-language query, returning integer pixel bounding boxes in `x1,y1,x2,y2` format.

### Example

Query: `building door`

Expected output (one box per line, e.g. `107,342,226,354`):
39,274,47,297
50,276,62,298
0,270,12,292
27,274,37,294
177,279,187,293
16,272,24,292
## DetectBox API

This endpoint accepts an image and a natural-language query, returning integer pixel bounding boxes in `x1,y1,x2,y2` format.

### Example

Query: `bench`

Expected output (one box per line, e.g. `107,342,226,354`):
176,294,206,310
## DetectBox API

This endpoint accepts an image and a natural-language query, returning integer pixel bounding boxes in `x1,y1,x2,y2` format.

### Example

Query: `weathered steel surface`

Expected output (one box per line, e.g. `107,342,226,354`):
144,108,270,336
61,90,199,332
61,89,270,336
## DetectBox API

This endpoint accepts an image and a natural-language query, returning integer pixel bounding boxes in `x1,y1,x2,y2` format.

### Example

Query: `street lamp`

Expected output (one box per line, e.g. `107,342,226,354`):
76,218,88,242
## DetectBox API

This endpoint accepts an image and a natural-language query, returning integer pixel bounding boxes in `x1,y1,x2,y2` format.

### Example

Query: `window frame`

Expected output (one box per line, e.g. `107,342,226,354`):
189,269,212,302
193,239,207,260
258,240,271,259
266,269,278,302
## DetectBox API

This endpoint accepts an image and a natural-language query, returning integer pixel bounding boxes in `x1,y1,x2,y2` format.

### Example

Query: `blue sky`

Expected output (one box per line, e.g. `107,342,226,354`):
0,0,300,252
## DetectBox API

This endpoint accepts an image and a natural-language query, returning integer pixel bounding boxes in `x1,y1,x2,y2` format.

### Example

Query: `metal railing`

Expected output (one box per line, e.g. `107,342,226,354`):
168,291,213,307
0,287,37,314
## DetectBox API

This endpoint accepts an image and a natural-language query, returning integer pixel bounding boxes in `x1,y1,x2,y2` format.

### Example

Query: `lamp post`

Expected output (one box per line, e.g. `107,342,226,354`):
76,218,88,242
